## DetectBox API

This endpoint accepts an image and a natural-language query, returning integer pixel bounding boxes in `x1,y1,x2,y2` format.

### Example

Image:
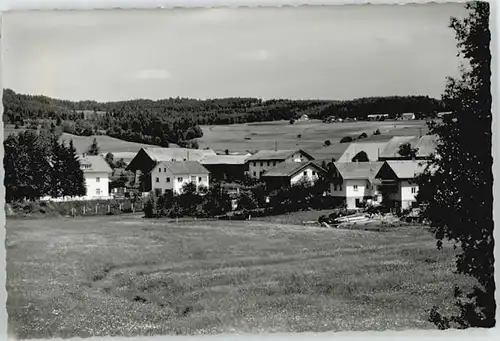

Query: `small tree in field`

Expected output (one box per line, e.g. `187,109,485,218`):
416,2,494,329
87,137,100,155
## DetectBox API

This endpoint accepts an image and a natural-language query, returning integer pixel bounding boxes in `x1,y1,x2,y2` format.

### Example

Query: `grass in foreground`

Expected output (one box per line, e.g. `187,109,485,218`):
6,215,473,338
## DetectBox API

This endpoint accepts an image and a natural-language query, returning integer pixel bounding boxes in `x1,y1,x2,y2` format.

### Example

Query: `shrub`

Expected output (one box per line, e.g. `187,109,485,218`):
340,136,353,143
373,129,381,135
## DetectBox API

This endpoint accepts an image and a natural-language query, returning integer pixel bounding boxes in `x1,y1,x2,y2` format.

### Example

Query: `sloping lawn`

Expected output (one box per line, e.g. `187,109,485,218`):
6,215,472,338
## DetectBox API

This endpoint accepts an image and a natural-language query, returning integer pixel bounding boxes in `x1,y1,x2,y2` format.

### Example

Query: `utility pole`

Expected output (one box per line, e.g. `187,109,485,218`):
275,140,278,151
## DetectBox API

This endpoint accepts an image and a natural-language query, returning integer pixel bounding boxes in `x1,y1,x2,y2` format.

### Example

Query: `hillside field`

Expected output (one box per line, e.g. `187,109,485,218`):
3,124,159,154
6,214,472,338
196,119,429,153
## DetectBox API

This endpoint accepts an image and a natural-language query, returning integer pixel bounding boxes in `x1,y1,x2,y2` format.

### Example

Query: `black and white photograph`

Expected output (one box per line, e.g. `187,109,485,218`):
1,1,495,339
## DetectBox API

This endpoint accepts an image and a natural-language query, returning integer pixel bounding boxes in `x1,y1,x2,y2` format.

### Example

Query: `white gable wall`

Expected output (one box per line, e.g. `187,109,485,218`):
151,165,209,195
84,171,110,199
290,165,320,185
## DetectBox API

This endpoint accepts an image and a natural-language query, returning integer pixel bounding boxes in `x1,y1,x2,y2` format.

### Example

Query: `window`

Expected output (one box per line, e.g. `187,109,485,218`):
198,177,202,182
166,177,170,183
96,177,100,183
156,177,159,183
267,162,271,166
353,185,358,191
312,171,316,176
96,188,101,195
273,162,276,166
253,171,257,177
159,168,161,173
339,184,343,191
178,177,183,182
164,168,167,172
334,184,337,191
254,162,256,167
191,176,196,182
411,187,417,194
303,171,307,176
260,162,264,167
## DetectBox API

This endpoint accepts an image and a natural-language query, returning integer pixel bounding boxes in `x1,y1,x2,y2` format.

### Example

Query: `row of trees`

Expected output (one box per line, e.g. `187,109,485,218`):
4,130,86,203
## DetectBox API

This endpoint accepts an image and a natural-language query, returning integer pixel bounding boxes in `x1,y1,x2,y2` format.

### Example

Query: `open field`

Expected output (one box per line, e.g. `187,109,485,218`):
196,119,429,153
6,214,472,338
3,124,158,154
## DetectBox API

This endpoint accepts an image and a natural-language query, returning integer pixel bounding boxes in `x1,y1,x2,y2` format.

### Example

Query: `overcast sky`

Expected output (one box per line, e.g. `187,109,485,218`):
2,3,467,102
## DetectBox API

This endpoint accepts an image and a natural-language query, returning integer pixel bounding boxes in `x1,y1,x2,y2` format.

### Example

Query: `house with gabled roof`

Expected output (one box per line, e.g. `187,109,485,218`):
374,160,429,211
151,161,210,195
260,161,327,191
126,147,216,192
200,153,251,182
79,154,113,199
246,149,314,179
329,161,384,209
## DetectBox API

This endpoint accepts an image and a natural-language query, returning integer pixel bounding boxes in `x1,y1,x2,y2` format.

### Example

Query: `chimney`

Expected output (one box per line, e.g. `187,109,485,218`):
275,140,278,151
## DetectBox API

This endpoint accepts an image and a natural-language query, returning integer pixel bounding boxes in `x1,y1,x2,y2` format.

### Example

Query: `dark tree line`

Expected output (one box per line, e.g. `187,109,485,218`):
3,130,86,203
4,88,448,149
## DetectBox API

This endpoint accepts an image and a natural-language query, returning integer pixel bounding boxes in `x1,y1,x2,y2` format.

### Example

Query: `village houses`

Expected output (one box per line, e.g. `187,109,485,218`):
329,161,384,209
246,149,315,179
375,160,428,211
200,153,251,182
151,161,210,195
126,147,216,192
260,161,327,191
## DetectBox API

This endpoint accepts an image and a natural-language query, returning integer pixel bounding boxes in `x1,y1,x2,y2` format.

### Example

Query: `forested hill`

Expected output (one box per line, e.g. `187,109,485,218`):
2,88,448,148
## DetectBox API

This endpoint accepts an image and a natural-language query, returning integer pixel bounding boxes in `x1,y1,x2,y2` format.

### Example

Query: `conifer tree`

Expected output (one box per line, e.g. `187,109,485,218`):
87,137,100,155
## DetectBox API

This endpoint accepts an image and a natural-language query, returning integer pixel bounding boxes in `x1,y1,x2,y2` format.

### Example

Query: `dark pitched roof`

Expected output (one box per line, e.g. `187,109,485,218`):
262,161,326,178
156,161,210,175
247,149,313,161
333,161,384,181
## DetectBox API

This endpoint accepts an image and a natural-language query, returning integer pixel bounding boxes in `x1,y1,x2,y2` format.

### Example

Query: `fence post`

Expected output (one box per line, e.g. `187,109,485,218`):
132,203,135,213
83,206,86,215
119,203,123,211
95,204,99,214
108,205,110,213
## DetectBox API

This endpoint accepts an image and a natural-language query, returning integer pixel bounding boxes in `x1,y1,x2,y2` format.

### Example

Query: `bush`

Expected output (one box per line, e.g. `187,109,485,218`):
358,132,368,139
373,129,381,135
340,136,353,143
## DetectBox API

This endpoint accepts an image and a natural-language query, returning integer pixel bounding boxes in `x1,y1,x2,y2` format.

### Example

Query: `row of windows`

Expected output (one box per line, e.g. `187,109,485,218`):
156,176,206,183
252,161,279,167
333,184,344,191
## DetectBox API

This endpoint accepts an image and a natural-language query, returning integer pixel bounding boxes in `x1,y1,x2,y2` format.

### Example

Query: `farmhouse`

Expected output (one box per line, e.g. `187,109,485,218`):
337,142,388,163
378,135,438,161
260,161,326,191
437,111,452,118
367,114,389,121
79,154,113,199
246,149,315,179
400,112,416,120
126,147,216,191
375,160,428,211
329,161,384,209
201,153,251,182
151,161,210,195
109,168,135,197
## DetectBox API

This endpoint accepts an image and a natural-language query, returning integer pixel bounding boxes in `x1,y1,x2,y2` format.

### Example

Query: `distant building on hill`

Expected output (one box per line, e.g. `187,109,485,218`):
367,114,389,121
400,112,416,120
151,161,210,195
246,149,315,179
127,147,216,192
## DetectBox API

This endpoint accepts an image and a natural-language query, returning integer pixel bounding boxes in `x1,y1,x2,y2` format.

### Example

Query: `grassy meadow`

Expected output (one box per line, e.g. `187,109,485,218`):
6,213,472,338
196,119,430,153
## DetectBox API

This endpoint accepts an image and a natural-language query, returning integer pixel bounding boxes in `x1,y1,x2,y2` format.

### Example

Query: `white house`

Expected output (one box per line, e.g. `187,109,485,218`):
151,161,210,195
79,154,113,199
401,112,416,120
246,149,315,179
329,161,384,209
374,160,429,211
260,161,327,191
